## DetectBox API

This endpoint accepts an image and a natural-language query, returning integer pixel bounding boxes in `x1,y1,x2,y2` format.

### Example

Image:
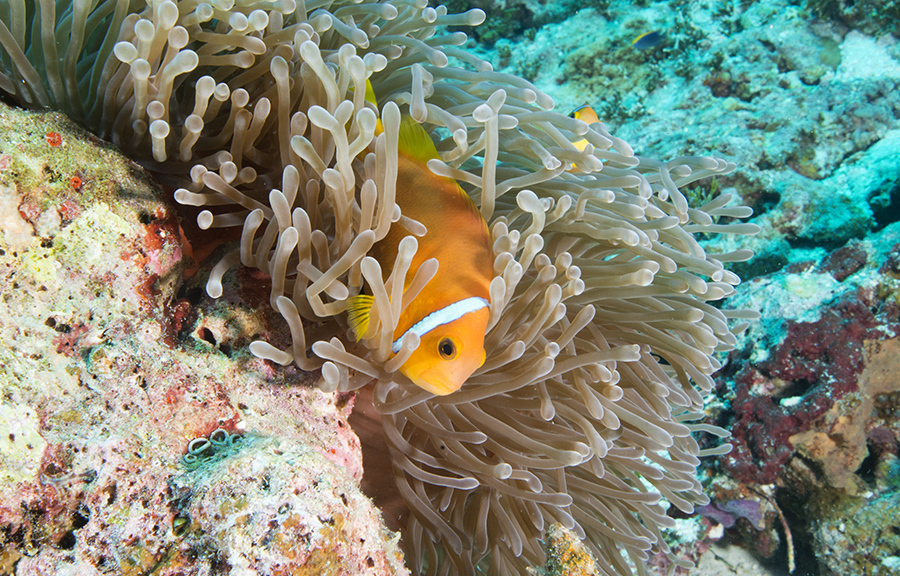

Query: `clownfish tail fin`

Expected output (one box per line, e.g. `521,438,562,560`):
347,295,375,341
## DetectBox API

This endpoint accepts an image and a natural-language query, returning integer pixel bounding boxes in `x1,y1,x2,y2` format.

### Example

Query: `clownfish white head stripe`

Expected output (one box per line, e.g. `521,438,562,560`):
392,297,489,354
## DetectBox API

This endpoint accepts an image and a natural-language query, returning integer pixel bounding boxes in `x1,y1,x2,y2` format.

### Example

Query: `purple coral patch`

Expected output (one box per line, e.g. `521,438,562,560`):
721,295,899,484
697,499,763,528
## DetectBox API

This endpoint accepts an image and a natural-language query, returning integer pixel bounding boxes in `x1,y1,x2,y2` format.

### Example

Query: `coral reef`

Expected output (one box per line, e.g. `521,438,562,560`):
692,544,778,576
442,0,609,46
804,0,900,38
812,491,900,576
474,0,900,573
534,523,602,576
0,103,405,575
699,218,900,575
719,220,900,487
489,0,900,273
0,0,757,575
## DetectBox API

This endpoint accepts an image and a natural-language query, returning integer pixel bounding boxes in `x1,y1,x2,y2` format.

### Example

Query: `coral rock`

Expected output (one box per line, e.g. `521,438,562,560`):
790,338,900,490
0,103,406,575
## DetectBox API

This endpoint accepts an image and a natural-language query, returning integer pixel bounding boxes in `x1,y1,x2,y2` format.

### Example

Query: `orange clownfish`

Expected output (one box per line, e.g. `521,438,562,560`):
569,103,601,152
347,115,494,396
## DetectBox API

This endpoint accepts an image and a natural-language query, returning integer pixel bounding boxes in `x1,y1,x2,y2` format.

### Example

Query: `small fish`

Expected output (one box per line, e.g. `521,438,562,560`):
569,104,601,153
632,30,664,50
348,115,493,396
570,103,600,124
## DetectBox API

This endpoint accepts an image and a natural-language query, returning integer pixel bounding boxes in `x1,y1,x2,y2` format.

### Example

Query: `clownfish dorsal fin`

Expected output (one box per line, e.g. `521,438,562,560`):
397,115,483,215
346,294,374,341
397,115,441,165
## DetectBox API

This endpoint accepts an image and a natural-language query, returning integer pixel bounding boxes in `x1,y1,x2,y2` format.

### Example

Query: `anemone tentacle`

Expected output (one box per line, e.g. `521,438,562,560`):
0,1,758,574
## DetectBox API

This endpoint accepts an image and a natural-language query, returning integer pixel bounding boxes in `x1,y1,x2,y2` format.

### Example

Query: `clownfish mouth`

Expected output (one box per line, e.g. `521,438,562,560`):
411,370,462,396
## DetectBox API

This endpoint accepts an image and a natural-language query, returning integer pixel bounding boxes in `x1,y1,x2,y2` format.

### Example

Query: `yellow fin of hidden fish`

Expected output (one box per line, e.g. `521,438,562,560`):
365,79,384,136
365,79,378,107
351,79,384,136
347,294,374,341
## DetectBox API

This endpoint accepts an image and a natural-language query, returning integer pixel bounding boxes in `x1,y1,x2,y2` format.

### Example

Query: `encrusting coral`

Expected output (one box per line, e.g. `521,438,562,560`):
0,0,758,574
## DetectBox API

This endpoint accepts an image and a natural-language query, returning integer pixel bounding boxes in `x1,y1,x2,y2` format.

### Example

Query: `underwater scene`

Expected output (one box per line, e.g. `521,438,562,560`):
0,0,897,575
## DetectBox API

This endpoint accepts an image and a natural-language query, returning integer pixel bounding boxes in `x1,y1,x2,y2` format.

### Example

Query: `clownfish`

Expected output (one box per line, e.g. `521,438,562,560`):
347,115,494,396
569,103,601,153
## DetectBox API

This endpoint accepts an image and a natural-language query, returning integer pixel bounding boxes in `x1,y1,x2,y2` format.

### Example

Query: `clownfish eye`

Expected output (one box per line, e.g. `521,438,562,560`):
438,338,457,360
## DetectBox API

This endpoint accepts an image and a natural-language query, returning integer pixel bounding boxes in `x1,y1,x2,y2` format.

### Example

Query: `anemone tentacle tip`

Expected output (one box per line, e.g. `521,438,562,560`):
0,1,753,573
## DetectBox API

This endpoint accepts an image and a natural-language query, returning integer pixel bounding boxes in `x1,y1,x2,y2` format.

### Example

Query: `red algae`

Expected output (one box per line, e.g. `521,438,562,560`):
44,132,62,147
721,294,899,485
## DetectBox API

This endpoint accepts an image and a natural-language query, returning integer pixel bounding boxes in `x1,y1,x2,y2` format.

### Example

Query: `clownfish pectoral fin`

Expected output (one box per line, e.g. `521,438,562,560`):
347,295,375,341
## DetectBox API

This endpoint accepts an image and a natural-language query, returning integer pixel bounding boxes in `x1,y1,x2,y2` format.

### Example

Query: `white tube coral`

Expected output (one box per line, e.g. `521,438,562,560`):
0,1,759,574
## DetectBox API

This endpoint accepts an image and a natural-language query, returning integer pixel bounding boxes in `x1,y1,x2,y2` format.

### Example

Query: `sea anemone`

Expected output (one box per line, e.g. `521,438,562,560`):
0,0,758,574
